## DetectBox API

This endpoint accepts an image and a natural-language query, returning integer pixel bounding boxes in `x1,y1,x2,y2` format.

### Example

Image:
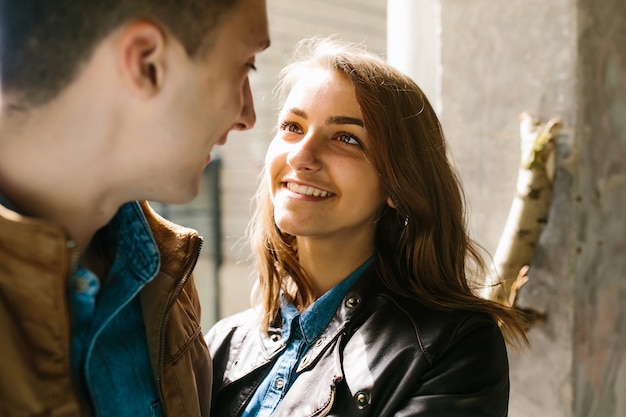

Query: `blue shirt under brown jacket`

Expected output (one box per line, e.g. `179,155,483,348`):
0,198,211,417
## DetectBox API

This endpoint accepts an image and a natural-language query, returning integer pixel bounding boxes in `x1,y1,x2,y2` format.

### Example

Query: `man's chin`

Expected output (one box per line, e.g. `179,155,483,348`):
154,182,201,206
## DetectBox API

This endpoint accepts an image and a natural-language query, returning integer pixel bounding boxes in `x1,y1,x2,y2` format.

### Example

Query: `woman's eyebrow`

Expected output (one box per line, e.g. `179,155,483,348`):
286,107,307,118
326,115,364,127
284,108,364,127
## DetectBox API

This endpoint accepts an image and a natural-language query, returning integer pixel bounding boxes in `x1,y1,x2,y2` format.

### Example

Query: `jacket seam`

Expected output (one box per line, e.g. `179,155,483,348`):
170,325,203,363
379,293,430,364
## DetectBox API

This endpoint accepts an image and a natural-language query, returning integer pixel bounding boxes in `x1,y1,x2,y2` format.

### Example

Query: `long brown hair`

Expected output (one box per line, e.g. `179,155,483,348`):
249,37,527,345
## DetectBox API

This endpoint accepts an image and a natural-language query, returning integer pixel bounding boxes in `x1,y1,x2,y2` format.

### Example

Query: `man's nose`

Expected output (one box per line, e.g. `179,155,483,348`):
232,77,256,131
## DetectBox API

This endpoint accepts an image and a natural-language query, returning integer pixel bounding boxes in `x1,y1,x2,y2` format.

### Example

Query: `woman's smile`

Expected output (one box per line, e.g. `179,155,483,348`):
285,181,334,198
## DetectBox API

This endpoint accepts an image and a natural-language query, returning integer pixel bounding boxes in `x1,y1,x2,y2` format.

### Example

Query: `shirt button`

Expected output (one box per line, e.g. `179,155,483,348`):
274,377,285,390
74,277,90,292
315,338,325,348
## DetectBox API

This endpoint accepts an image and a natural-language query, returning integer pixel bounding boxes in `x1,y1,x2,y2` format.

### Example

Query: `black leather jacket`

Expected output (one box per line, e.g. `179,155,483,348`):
206,265,510,417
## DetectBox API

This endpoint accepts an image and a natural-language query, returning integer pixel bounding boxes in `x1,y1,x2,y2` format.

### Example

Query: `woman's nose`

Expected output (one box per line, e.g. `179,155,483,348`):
285,133,322,172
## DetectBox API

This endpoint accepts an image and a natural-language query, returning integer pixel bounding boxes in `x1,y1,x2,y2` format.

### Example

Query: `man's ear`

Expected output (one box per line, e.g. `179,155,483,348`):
118,21,167,98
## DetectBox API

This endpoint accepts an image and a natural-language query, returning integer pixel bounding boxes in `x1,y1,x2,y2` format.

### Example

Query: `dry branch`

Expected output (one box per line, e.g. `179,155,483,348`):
481,112,562,324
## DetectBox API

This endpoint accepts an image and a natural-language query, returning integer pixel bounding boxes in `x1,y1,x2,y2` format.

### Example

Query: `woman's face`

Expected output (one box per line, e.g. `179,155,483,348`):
265,67,388,248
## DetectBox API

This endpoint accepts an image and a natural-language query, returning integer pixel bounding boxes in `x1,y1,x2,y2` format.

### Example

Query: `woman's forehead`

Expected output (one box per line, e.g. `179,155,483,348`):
281,69,360,114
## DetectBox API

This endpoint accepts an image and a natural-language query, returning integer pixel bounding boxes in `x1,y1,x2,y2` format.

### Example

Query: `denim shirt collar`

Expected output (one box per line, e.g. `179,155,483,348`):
100,201,160,284
280,256,374,344
0,191,19,212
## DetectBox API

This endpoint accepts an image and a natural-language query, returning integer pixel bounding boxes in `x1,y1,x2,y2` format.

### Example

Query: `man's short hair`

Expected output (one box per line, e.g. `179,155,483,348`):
0,0,239,106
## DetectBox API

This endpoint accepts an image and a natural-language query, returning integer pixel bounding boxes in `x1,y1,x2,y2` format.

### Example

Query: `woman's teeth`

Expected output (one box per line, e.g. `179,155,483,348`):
287,182,332,197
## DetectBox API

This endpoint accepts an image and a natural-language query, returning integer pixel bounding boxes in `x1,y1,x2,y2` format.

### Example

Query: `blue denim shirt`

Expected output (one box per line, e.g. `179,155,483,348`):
69,202,164,417
0,192,16,212
242,257,374,417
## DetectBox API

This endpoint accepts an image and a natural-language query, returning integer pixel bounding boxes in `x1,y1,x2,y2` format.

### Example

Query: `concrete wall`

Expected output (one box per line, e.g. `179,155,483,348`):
437,1,578,415
425,0,625,416
572,0,626,415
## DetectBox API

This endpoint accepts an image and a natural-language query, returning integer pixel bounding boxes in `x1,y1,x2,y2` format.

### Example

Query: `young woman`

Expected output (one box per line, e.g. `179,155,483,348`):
206,37,527,417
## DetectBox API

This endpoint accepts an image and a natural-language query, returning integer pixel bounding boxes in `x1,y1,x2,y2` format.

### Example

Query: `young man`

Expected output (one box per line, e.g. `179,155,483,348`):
0,0,270,416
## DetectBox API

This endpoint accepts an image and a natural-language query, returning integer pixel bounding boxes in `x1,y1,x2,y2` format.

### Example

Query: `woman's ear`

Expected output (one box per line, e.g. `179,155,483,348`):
386,196,397,208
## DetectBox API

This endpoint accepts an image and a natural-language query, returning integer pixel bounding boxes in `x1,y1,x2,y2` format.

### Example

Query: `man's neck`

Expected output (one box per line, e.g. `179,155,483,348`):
0,106,126,248
1,184,121,249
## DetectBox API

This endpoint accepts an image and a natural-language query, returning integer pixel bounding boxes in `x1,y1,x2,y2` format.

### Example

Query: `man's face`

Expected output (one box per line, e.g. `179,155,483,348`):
141,0,270,203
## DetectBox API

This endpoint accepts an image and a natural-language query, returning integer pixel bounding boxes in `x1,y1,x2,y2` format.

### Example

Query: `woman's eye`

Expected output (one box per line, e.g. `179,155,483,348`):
336,133,361,146
279,121,302,133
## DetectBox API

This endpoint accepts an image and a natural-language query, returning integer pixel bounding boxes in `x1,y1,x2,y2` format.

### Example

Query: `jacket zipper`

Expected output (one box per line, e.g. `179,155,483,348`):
66,239,81,277
155,238,203,417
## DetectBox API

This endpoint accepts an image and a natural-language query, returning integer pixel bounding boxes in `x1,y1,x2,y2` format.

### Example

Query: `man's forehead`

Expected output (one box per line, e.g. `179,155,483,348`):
236,0,270,50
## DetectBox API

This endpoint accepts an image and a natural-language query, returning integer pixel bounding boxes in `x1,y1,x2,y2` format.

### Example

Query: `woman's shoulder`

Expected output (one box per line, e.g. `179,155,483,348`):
369,293,505,364
349,268,504,363
204,308,260,353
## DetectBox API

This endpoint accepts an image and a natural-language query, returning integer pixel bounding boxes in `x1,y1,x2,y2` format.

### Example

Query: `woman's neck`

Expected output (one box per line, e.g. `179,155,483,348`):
296,236,375,297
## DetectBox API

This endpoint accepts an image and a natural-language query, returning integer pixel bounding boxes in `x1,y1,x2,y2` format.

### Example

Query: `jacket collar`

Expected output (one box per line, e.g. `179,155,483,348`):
223,261,383,383
136,201,203,380
0,195,75,272
296,262,381,373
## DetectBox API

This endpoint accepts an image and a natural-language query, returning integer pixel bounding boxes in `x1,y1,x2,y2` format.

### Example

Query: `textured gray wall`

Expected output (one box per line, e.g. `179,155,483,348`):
440,1,577,415
439,0,626,416
573,0,626,415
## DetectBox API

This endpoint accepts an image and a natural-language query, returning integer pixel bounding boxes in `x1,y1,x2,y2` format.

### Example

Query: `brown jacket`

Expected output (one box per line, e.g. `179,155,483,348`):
0,201,211,417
